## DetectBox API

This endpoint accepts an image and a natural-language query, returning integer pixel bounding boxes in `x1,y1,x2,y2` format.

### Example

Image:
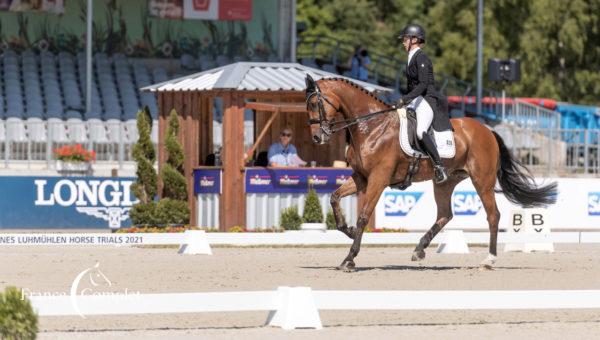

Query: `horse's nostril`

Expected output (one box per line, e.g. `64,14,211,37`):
313,135,321,143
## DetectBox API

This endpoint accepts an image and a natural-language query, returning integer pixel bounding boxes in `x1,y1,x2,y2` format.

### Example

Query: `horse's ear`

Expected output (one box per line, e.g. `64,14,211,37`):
305,74,315,92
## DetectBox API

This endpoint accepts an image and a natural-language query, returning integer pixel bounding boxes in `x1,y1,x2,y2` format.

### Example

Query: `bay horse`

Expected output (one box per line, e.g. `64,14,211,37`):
305,75,557,271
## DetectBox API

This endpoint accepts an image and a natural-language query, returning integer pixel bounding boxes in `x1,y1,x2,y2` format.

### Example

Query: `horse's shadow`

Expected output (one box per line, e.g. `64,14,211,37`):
301,265,538,272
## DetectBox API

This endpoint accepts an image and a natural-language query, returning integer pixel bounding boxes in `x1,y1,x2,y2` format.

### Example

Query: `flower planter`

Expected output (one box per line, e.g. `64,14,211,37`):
56,160,92,176
300,222,327,232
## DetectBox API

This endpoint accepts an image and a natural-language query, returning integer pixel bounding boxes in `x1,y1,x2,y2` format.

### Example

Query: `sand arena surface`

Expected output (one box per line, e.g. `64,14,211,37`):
2,243,600,339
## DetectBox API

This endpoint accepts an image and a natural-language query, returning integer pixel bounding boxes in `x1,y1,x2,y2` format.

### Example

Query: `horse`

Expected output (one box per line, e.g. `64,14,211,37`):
304,75,557,272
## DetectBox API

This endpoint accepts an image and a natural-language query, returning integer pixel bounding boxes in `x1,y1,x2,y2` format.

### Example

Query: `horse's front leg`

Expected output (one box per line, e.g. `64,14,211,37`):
337,173,387,272
331,176,362,239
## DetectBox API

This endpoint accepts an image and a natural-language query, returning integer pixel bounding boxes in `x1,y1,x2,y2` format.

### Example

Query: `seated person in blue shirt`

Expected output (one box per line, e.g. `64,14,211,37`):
268,128,306,167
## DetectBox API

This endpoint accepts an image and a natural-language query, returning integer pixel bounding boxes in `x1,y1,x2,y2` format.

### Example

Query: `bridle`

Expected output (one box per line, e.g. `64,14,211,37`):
306,84,397,137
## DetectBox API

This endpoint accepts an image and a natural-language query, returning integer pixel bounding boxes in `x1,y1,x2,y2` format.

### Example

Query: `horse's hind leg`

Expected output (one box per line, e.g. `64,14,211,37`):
330,176,359,240
469,173,500,269
412,175,463,261
476,187,500,269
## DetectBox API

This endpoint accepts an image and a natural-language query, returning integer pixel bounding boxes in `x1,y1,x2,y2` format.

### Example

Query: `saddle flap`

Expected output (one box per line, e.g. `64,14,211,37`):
397,108,456,159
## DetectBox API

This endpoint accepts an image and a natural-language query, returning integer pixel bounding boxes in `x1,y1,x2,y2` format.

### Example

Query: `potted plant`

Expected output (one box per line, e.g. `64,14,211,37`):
54,144,95,175
301,188,326,231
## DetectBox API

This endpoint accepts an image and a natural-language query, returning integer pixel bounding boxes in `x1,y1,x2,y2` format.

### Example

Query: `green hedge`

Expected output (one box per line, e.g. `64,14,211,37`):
0,286,38,340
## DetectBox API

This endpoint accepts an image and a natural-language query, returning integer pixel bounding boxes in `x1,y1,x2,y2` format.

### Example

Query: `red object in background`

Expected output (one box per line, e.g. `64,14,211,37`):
219,0,252,21
193,0,211,11
447,96,557,110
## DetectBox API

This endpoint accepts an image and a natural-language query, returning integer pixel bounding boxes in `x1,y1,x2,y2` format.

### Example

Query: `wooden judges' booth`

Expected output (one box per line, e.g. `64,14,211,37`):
142,62,392,230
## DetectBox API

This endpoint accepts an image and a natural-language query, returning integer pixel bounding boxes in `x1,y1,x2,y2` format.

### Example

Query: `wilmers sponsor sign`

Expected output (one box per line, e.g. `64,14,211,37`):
0,176,137,229
244,168,353,193
193,169,221,194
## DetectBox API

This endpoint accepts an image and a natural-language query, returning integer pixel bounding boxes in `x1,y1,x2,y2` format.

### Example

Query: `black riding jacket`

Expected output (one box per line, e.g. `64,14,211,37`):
402,49,452,131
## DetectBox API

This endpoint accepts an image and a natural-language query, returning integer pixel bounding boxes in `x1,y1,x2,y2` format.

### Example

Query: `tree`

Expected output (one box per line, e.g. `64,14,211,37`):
130,107,158,226
157,109,190,225
302,188,324,223
297,0,600,105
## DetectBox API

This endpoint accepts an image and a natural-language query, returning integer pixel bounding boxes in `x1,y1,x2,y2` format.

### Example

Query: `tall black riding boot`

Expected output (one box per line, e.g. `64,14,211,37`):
420,133,449,184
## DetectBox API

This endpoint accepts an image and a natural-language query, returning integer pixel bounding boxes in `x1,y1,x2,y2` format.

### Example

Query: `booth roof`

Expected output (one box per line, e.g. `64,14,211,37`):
140,62,393,93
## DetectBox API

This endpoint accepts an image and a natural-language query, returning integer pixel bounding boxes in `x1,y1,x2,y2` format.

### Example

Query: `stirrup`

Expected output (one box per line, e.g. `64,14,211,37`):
434,165,449,184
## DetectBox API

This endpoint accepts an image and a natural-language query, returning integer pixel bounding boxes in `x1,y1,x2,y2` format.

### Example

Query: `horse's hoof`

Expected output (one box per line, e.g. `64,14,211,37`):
479,254,497,270
337,261,356,272
411,249,426,261
479,264,494,271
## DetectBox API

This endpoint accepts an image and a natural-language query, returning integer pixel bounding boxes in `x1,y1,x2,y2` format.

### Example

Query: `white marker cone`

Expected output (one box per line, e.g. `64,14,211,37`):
436,230,470,254
523,208,554,253
266,286,322,330
178,230,212,255
505,210,526,252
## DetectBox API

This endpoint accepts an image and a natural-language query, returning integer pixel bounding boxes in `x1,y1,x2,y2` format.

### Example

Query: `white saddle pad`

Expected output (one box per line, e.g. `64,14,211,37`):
397,108,456,159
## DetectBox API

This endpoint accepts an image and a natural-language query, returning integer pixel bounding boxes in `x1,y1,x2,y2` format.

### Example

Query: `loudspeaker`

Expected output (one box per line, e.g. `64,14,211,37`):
488,58,520,83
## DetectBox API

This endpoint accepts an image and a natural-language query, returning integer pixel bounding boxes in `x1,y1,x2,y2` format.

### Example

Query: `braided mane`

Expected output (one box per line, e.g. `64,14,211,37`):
319,77,390,106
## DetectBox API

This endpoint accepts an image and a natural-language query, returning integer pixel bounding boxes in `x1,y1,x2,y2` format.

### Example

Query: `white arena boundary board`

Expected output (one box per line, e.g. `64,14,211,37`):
375,177,600,230
2,231,600,246
29,287,600,330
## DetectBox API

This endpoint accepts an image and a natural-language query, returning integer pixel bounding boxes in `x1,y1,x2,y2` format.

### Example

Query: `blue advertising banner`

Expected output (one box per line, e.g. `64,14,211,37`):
245,168,353,193
193,169,221,194
0,176,137,229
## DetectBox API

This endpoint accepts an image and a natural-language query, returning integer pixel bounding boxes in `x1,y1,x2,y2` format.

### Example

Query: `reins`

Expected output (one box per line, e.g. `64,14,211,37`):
306,88,397,136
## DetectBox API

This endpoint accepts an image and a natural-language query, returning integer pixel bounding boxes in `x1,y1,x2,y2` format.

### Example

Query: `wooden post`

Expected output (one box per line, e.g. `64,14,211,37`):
243,108,279,164
220,93,246,231
157,92,172,197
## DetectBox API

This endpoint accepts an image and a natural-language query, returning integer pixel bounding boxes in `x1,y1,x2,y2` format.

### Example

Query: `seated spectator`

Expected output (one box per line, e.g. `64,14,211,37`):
268,128,306,167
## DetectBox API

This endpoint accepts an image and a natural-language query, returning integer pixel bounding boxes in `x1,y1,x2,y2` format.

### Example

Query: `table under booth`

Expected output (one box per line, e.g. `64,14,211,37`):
142,62,392,230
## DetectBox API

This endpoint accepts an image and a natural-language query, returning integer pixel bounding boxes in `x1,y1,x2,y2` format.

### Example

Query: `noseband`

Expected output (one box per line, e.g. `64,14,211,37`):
306,85,398,137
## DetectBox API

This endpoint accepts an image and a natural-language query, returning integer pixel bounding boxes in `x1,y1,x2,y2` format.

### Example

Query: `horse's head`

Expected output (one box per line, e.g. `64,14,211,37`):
305,74,341,145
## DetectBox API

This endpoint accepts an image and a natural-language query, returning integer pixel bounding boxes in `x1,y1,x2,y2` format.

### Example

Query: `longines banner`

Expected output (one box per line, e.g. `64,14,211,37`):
375,178,600,230
0,177,138,229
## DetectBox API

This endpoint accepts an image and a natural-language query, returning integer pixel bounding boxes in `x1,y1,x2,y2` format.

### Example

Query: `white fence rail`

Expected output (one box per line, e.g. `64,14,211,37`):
30,287,600,330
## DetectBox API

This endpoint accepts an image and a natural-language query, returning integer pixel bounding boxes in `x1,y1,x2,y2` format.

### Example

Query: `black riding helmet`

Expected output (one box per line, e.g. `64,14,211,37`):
399,24,426,43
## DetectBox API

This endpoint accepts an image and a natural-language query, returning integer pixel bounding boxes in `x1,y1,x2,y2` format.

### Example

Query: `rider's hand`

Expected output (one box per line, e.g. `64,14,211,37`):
395,98,405,108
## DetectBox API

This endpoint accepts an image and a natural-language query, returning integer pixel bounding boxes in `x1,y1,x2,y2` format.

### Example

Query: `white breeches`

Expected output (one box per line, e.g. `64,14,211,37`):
407,96,433,140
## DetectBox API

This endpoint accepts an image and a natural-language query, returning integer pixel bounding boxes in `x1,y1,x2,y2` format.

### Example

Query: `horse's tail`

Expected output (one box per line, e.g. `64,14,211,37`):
492,131,557,207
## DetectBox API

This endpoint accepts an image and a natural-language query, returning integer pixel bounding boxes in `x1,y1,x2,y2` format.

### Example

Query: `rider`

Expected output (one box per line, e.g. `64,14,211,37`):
396,24,449,184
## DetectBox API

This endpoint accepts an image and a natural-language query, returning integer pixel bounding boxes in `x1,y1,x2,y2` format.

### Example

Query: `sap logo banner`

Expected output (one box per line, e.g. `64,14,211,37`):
452,191,483,215
383,192,423,216
589,192,600,216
